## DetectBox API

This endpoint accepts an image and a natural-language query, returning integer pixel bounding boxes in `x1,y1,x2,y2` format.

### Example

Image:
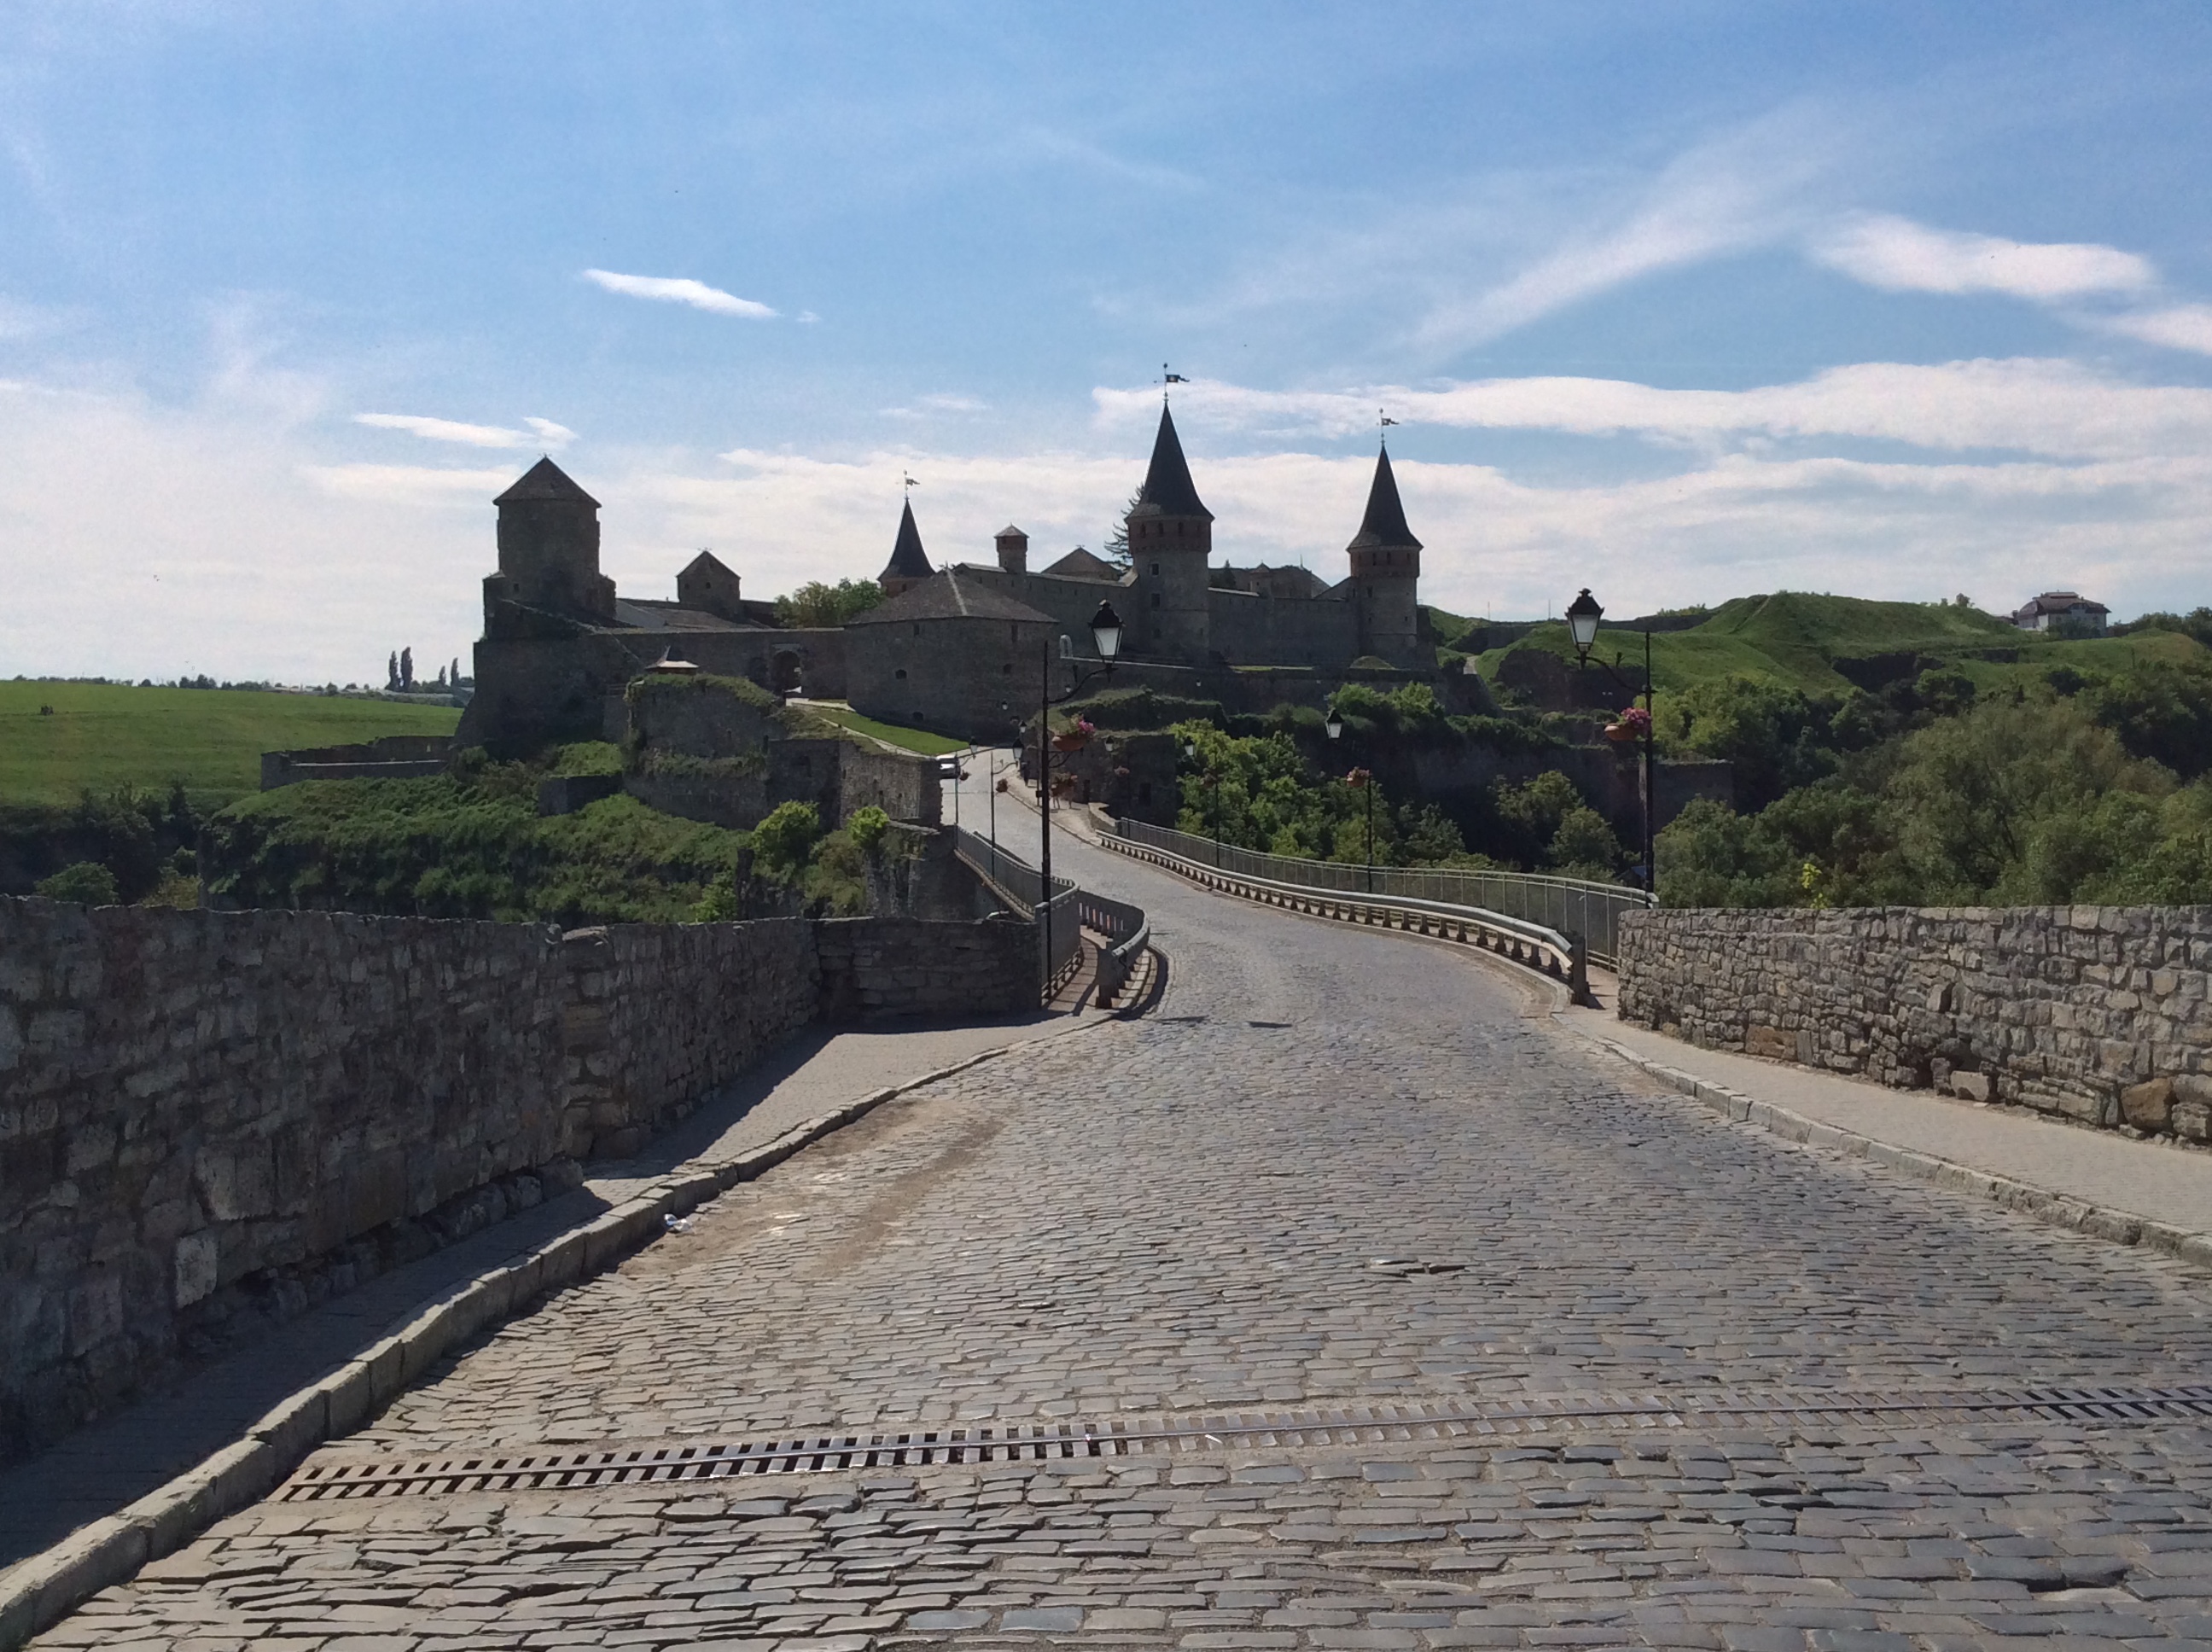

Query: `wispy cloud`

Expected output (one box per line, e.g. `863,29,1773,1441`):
581,269,777,319
2096,303,2212,358
1809,212,2156,301
354,412,574,450
1097,358,2212,462
1413,104,1847,352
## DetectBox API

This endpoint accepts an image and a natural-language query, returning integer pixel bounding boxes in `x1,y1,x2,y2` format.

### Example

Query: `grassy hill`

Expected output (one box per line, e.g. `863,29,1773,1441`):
0,681,462,809
1476,593,2208,701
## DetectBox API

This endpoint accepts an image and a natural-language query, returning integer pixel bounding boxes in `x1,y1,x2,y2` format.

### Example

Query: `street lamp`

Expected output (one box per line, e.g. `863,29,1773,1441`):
1563,586,1656,898
1324,707,1344,742
1346,766,1376,893
1034,601,1126,988
1566,587,1604,661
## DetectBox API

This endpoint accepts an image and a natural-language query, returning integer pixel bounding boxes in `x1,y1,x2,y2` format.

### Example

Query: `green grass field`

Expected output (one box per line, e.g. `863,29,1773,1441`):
797,703,968,755
1476,593,2209,701
0,681,463,809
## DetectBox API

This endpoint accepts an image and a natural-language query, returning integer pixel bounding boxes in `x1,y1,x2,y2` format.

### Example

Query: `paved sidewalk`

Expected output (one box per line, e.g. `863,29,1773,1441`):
1557,983,2212,1244
0,1010,1084,1573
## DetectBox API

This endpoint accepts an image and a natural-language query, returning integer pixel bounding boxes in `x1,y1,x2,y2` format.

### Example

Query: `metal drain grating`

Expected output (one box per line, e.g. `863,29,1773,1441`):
279,1383,2212,1501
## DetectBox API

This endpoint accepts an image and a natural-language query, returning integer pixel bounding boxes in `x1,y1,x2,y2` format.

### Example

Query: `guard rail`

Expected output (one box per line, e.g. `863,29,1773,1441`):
950,826,1086,998
1102,827,1588,1003
1112,817,1646,969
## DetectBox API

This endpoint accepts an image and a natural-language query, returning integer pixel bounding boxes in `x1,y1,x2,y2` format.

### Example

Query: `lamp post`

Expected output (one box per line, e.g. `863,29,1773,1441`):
1566,586,1656,897
1347,766,1376,893
1037,602,1124,986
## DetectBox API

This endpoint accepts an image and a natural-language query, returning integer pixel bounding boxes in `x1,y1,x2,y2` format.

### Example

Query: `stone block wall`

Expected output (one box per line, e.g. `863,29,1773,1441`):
558,920,818,1160
0,900,564,1461
1617,906,2212,1142
0,896,1043,1462
816,914,1035,1022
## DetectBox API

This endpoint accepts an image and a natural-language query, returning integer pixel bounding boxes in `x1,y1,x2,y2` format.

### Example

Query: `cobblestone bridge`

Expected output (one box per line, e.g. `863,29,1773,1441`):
34,824,2212,1649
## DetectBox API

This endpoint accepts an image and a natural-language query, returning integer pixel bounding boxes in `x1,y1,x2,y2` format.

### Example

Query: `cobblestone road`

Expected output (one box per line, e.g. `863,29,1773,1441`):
35,836,2212,1649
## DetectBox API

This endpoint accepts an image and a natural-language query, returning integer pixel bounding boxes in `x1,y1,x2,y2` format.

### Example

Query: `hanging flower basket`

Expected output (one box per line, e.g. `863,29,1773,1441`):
1051,717,1095,753
1605,706,1651,743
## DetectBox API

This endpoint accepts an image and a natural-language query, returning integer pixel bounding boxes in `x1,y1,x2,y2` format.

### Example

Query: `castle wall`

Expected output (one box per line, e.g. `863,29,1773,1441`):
1206,588,1359,668
847,614,1055,743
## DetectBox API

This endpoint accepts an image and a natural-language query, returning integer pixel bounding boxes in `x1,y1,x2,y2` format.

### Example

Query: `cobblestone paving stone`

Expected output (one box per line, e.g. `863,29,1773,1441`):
32,845,2212,1649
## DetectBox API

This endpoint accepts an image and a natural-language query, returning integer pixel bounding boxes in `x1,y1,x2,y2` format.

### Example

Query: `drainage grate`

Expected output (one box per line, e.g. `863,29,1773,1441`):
279,1383,2212,1501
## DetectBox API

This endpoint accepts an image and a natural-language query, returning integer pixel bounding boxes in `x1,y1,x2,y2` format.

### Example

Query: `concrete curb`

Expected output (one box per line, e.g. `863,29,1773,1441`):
0,1037,1068,1652
1580,1031,2212,1276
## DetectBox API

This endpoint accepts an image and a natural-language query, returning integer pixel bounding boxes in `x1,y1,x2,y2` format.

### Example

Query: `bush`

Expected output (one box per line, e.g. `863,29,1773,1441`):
750,800,823,876
845,805,891,855
35,860,119,905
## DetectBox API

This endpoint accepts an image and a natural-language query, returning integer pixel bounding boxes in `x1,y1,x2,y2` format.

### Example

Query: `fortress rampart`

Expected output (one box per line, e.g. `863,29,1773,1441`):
0,898,1033,1463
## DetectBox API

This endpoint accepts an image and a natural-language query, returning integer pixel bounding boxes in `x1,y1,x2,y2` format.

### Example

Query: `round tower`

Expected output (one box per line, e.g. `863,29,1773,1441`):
1347,444,1423,667
490,457,615,622
1126,403,1213,663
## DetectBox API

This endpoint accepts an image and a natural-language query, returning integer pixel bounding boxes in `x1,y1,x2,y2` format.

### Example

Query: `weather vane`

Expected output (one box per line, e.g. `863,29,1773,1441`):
1162,363,1189,403
902,472,919,496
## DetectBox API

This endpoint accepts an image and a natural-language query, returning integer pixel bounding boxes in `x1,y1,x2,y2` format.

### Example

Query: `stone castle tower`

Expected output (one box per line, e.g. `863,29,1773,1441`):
879,498,934,599
1347,443,1423,666
483,457,615,631
676,550,744,621
1126,403,1214,662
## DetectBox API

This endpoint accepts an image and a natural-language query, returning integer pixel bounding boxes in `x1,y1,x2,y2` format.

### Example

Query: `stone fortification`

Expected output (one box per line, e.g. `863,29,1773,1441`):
1617,906,2212,1143
0,896,1039,1463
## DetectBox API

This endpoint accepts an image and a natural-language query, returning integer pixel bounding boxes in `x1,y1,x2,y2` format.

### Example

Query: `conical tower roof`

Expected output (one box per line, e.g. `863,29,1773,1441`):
494,457,599,508
880,498,934,581
1130,403,1212,521
1345,445,1421,553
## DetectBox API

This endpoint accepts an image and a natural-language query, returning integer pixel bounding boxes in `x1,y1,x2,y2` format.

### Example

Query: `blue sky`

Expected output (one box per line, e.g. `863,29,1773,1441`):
5,1,2212,680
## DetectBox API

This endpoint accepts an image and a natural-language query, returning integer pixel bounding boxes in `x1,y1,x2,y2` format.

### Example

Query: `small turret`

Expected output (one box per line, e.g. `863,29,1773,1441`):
1347,445,1423,666
879,498,934,599
1126,404,1214,662
677,550,744,621
994,524,1029,575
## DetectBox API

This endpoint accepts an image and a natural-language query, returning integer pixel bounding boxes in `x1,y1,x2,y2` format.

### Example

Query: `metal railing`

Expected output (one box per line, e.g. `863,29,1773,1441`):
950,826,1086,996
1077,887,1150,1006
1101,828,1588,1001
1111,817,1649,969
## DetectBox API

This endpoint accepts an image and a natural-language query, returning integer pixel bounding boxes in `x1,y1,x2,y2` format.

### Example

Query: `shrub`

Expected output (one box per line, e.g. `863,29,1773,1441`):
750,800,823,876
35,860,119,905
846,805,891,855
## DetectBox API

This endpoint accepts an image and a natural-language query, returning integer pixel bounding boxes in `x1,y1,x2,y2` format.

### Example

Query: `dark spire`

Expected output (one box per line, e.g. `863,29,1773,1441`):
494,456,599,508
1345,444,1422,553
1130,403,1213,521
881,497,934,580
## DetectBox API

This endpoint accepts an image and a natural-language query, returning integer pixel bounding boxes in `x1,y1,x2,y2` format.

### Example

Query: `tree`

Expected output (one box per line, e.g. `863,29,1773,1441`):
399,647,414,690
387,651,399,691
750,800,823,876
1103,490,1143,569
775,579,885,628
36,860,119,905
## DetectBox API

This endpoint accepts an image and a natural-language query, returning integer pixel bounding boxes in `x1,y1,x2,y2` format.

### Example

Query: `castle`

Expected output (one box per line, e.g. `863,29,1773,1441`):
458,403,1476,751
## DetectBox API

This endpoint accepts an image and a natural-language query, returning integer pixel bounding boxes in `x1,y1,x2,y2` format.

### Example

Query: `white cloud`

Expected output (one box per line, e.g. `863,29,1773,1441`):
523,416,578,447
305,462,520,502
1097,358,2212,462
581,269,777,319
920,393,987,413
356,412,535,449
1809,212,2155,301
2098,303,2212,358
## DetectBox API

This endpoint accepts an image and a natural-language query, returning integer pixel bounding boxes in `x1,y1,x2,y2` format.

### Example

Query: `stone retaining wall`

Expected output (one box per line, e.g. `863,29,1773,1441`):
1617,906,2212,1143
0,898,1038,1463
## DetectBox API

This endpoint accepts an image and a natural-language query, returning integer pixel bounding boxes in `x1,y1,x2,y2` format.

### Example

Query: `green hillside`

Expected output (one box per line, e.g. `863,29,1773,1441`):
1476,593,2205,701
0,681,462,810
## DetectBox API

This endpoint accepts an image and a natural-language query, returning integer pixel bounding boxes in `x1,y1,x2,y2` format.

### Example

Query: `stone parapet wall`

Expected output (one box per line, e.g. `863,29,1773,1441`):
0,901,564,1462
1617,906,2212,1143
816,914,1035,1022
559,920,818,1160
0,897,1039,1463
